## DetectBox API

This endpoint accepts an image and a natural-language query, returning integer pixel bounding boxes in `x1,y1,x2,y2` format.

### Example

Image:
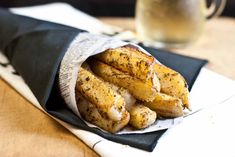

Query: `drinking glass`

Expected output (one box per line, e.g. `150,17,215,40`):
135,0,227,48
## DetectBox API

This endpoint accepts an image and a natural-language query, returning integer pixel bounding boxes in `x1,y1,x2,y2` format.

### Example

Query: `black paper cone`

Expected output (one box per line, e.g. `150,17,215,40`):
0,8,207,152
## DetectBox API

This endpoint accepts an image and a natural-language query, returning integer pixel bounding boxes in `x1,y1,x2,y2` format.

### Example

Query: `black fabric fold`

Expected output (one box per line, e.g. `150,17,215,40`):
0,8,207,152
0,8,84,105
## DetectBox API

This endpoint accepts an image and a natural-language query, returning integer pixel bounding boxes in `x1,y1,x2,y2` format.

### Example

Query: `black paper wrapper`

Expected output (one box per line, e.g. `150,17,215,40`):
0,8,207,152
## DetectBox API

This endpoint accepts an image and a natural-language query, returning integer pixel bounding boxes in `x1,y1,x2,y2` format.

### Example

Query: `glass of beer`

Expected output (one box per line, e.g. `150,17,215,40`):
135,0,226,48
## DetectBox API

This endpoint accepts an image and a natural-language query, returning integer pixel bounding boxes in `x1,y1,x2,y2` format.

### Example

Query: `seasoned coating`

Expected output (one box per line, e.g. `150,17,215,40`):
76,66,126,121
76,92,130,133
154,64,190,110
144,93,184,118
104,82,136,110
94,45,155,81
89,59,160,102
128,103,157,129
105,83,156,129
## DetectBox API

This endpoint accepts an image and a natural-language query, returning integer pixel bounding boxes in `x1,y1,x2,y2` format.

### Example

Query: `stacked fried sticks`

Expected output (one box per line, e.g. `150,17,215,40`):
75,46,190,133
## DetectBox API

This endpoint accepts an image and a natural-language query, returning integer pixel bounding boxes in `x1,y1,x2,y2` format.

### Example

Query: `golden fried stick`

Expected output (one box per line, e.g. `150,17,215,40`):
76,92,130,133
89,59,160,102
154,64,190,110
105,82,156,129
76,66,126,121
94,45,155,81
144,93,184,118
128,103,156,129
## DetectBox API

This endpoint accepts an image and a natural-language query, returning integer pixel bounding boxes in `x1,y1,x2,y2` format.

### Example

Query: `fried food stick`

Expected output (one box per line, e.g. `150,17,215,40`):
89,59,160,102
94,45,155,81
154,64,190,110
144,93,184,118
76,92,130,133
76,66,127,121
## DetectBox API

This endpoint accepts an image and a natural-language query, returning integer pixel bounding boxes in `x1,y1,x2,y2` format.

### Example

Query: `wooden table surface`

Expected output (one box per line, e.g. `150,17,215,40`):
1,17,235,157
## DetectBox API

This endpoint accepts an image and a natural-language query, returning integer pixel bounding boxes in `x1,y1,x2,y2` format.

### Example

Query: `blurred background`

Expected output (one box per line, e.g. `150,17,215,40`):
0,0,234,17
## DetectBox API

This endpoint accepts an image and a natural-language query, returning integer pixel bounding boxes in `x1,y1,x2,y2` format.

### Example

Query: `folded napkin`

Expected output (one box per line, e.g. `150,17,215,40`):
0,7,207,152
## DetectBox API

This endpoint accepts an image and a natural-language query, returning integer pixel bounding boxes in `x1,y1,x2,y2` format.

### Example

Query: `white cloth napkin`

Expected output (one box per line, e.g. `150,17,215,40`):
0,3,233,156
